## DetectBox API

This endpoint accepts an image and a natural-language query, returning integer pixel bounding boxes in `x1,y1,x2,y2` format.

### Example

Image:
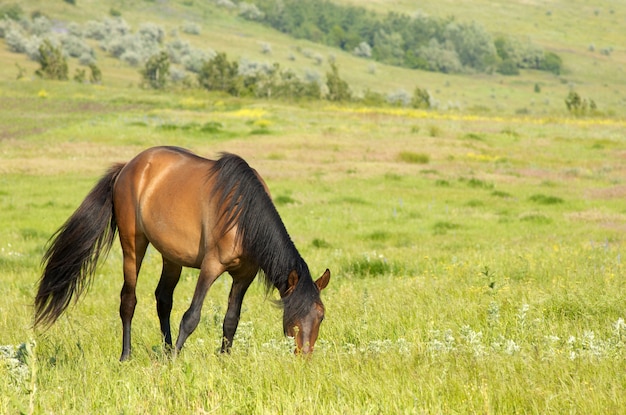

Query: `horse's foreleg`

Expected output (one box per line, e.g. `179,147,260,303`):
221,273,255,353
155,259,182,350
175,262,221,353
119,235,148,362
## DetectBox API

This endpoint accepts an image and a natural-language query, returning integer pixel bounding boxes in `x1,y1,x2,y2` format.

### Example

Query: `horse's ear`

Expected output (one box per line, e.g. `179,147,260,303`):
315,269,330,291
287,270,299,293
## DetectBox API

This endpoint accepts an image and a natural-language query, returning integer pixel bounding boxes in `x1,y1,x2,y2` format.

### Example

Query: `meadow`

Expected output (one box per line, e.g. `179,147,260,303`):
1,0,626,414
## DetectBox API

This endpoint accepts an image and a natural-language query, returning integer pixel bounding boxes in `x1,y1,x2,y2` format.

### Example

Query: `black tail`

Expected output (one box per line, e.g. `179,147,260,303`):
34,163,125,328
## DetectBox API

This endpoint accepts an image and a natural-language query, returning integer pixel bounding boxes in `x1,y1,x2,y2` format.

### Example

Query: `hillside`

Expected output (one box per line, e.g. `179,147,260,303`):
0,0,625,116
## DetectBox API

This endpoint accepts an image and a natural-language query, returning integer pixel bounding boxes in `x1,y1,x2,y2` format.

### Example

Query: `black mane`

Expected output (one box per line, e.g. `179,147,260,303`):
209,153,320,322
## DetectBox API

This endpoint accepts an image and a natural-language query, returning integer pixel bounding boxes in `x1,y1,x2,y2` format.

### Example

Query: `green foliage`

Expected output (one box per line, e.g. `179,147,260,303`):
197,52,242,95
411,87,431,109
140,51,170,89
325,63,351,101
540,51,562,75
0,3,23,20
73,68,86,83
397,151,429,164
497,59,520,75
529,194,564,205
565,91,597,116
252,0,559,75
89,63,102,83
35,39,68,80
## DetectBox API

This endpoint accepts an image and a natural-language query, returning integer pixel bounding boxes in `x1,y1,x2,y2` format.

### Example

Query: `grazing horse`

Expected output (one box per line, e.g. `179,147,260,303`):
34,146,330,360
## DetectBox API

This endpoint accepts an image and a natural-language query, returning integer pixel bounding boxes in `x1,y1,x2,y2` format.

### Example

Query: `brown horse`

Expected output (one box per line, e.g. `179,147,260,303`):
34,146,330,360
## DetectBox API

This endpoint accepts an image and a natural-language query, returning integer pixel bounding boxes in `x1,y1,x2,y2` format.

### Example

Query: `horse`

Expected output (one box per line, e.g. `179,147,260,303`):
34,146,330,361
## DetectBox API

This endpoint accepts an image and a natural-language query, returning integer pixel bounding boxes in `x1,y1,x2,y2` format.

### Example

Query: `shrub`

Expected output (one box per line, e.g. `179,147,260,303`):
180,21,200,35
89,63,102,83
61,34,94,58
121,51,141,66
140,51,170,89
138,22,164,44
444,21,496,72
565,91,597,116
418,39,463,74
353,41,372,58
398,151,429,164
73,68,86,83
31,16,51,36
4,24,28,53
35,39,68,80
239,2,264,20
411,87,431,109
529,194,564,205
197,52,243,95
387,89,411,107
360,89,386,106
0,3,23,21
79,52,96,66
325,62,351,101
497,59,519,75
540,51,562,75
182,47,215,73
433,221,461,235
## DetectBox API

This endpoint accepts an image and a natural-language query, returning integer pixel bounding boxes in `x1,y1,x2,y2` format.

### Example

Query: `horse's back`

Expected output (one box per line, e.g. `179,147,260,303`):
113,147,218,268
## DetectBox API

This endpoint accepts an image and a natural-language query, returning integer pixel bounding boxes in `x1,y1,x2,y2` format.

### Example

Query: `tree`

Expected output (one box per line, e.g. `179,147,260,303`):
140,51,169,89
444,22,496,72
35,40,68,80
197,52,243,96
325,63,351,101
411,87,431,109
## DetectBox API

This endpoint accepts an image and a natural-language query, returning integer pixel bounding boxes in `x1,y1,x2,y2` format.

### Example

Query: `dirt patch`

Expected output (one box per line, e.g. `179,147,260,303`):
586,185,626,200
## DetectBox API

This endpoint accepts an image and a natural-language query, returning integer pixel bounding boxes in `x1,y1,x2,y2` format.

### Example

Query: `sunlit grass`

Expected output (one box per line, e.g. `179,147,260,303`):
1,16,626,410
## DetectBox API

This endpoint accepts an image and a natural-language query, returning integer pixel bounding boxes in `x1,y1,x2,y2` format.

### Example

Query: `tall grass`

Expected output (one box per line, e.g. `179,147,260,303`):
1,1,626,411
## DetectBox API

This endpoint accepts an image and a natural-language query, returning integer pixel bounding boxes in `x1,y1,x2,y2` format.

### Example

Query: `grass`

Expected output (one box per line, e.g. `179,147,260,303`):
0,1,626,413
2,84,625,413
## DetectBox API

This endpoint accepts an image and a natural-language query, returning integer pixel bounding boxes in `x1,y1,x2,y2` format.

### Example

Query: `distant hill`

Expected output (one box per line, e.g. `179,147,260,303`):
1,0,624,117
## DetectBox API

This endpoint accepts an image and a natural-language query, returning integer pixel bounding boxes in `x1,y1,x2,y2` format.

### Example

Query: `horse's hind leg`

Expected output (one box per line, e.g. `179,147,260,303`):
155,258,182,351
119,234,149,361
221,271,256,353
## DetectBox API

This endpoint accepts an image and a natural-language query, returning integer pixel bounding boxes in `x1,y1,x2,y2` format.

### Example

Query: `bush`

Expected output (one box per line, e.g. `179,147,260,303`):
89,63,102,83
61,34,94,58
418,39,463,73
121,51,141,66
565,91,597,116
444,21,496,72
540,51,562,75
497,59,519,75
353,41,372,58
31,15,51,36
138,22,164,44
387,89,411,107
35,39,68,80
325,62,351,101
180,21,201,35
182,48,215,73
197,52,243,95
239,2,264,20
4,24,28,53
398,151,430,164
411,87,431,109
0,3,23,21
140,51,170,89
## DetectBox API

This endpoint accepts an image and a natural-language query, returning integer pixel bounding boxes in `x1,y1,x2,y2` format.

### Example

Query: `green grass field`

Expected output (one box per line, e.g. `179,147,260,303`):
1,1,626,413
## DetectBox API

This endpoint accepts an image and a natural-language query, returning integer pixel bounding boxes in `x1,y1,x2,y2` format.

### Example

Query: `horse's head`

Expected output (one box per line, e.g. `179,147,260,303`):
283,268,330,354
